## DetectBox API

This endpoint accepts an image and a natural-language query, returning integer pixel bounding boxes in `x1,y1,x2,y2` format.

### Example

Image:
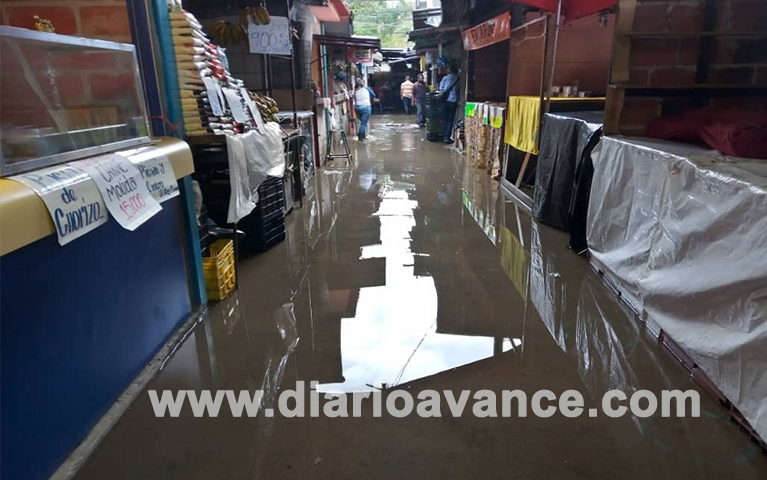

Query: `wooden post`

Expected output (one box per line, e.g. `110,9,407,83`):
515,151,532,187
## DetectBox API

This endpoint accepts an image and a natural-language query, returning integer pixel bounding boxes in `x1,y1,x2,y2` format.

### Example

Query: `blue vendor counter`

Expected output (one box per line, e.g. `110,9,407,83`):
0,138,205,480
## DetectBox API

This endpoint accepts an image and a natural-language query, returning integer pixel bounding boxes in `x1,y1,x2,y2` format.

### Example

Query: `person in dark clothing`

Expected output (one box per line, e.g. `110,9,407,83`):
413,74,428,127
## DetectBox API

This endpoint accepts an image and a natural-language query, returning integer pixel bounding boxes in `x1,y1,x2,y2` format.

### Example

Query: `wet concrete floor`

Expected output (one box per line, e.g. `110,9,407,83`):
75,115,767,479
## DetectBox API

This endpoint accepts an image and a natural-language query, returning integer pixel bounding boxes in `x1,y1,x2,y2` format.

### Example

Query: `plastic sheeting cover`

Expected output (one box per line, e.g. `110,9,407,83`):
587,136,767,442
226,123,286,223
533,111,603,231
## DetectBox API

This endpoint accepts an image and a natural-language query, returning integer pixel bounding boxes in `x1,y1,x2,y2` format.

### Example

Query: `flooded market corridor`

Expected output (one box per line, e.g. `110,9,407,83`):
74,115,767,479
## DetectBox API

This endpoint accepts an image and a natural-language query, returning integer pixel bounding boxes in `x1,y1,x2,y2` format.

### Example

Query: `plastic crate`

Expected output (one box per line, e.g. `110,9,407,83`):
257,176,285,217
238,176,287,253
202,239,236,301
426,92,445,141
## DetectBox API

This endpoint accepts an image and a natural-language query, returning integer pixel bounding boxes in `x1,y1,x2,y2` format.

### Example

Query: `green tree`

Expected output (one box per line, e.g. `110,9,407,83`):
347,0,414,48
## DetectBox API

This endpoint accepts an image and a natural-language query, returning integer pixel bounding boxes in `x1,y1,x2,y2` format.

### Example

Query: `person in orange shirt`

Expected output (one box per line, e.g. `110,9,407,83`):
400,75,414,114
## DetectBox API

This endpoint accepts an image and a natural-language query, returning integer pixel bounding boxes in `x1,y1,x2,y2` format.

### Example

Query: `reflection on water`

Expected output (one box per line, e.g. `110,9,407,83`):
319,174,513,393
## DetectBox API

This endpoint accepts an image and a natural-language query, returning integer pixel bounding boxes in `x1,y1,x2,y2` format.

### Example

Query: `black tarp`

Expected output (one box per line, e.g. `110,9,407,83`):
532,111,603,249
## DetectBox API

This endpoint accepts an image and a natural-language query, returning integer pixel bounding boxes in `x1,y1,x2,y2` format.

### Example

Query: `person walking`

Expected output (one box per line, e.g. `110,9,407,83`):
400,75,414,114
354,79,373,141
413,74,428,127
439,65,460,144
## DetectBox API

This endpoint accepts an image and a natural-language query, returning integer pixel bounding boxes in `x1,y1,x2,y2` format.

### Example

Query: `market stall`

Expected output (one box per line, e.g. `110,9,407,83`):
499,9,615,207
312,35,381,143
154,4,307,262
587,136,767,444
0,26,201,480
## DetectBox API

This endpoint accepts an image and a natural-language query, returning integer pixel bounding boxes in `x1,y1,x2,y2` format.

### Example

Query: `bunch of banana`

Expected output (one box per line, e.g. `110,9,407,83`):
239,6,271,26
209,20,246,45
33,15,55,33
248,92,279,122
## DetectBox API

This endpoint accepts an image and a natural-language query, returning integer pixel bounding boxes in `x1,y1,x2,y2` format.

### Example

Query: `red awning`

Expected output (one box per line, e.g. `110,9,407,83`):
461,11,511,51
308,5,341,23
330,0,351,20
515,0,617,21
308,0,351,23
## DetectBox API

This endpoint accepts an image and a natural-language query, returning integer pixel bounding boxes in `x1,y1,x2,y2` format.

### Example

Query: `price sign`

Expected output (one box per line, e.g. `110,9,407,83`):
73,154,161,231
10,164,108,246
248,17,291,55
124,154,180,203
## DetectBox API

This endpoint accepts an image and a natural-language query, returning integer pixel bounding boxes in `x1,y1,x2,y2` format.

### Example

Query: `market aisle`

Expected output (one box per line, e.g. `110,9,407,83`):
74,115,767,479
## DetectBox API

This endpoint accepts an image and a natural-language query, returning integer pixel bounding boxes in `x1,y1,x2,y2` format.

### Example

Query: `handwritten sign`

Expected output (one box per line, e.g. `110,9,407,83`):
203,77,224,116
125,154,180,203
222,88,250,123
248,17,291,55
74,154,161,231
10,164,108,246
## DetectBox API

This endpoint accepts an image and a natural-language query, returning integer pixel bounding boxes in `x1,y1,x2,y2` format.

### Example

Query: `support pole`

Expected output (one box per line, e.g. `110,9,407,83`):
536,15,551,150
544,0,563,118
287,0,298,128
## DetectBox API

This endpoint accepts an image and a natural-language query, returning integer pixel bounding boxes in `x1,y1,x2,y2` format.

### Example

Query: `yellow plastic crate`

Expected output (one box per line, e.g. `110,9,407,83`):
202,239,236,301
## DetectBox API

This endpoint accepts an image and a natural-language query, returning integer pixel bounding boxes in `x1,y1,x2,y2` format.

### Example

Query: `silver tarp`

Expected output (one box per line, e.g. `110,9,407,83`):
587,136,767,442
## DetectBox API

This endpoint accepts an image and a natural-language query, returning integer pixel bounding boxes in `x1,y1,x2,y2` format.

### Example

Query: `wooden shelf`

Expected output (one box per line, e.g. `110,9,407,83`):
619,31,767,38
611,84,767,90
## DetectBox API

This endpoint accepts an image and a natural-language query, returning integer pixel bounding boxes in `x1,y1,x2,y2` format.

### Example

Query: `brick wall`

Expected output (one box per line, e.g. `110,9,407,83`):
1,0,132,43
617,0,767,135
506,12,616,97
1,0,137,128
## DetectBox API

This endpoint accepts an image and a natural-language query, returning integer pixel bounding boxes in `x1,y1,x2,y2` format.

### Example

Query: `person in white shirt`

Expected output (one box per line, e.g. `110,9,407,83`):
354,80,373,140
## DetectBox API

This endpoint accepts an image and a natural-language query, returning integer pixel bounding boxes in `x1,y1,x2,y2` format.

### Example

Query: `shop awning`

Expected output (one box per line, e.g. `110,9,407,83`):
308,0,351,23
408,23,461,41
461,11,511,51
308,5,341,23
514,0,617,21
314,34,381,49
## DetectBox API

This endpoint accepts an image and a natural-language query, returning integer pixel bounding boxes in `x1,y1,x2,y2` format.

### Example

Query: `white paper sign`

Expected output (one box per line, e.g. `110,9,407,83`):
126,154,180,203
248,17,292,55
74,154,162,231
203,77,224,116
241,87,266,132
10,164,108,246
222,88,250,123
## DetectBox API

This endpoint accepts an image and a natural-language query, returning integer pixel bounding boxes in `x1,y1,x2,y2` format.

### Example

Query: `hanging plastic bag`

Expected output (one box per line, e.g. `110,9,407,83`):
226,134,257,223
241,122,286,197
